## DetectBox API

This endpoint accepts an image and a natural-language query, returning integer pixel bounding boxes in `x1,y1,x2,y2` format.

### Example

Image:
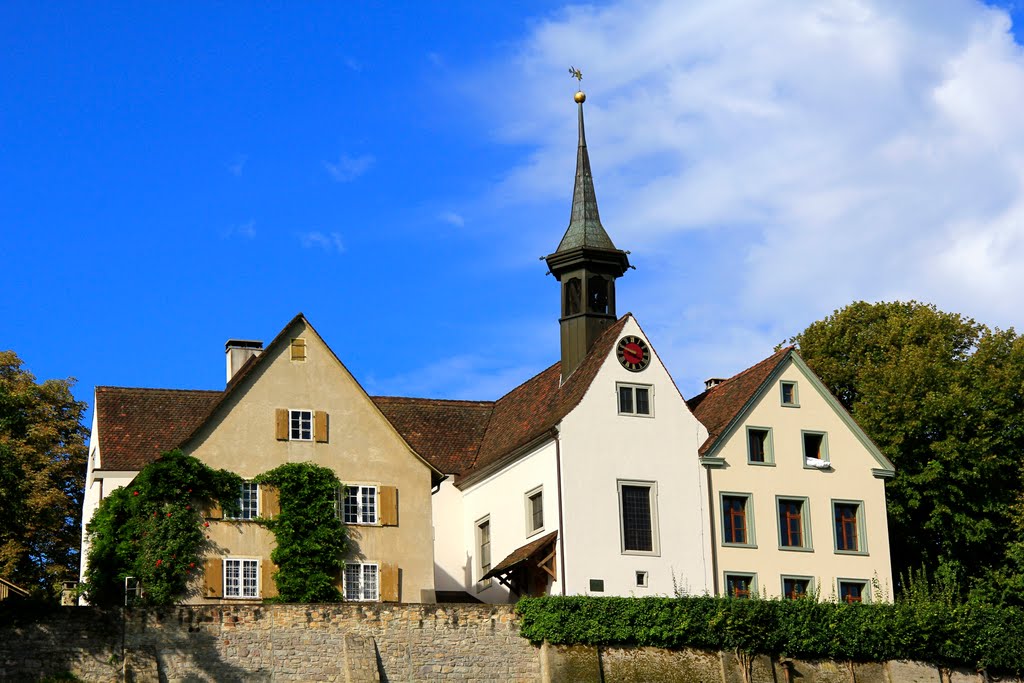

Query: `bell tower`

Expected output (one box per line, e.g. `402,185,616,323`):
545,84,630,381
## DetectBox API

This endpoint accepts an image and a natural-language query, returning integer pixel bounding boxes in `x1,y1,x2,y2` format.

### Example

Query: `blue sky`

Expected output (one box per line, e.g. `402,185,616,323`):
3,1,1024,424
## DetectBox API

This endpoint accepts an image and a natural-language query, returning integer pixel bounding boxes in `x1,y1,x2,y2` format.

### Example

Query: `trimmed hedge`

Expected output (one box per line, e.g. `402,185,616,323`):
515,596,1024,673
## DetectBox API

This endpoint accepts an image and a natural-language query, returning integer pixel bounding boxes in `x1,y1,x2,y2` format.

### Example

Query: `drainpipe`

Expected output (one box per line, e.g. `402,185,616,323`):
705,465,720,596
553,426,567,596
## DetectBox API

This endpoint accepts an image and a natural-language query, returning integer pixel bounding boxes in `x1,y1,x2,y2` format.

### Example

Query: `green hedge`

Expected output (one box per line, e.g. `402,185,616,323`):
515,596,1024,673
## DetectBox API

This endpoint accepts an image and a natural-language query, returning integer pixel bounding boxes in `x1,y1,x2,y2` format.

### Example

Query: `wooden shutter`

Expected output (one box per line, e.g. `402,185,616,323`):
379,486,398,526
203,558,222,598
275,408,289,440
204,501,222,520
260,559,276,599
380,562,399,602
260,485,280,519
314,410,328,443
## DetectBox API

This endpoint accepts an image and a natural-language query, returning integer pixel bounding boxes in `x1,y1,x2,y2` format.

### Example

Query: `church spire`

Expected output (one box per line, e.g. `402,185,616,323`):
545,74,631,381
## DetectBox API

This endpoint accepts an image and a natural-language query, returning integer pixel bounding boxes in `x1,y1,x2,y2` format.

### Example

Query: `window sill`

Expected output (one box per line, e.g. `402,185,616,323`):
778,546,815,553
834,549,869,556
747,461,776,467
526,527,546,539
617,412,655,419
721,542,758,549
620,549,661,557
475,580,492,593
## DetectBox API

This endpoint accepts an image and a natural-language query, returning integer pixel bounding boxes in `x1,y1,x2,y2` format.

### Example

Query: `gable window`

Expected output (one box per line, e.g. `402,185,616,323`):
839,579,868,604
618,481,659,554
344,563,379,601
290,409,312,441
525,486,544,535
782,576,812,600
780,381,799,407
477,517,492,589
338,485,378,525
618,384,652,416
226,482,259,520
833,501,866,553
778,497,811,550
725,572,756,599
803,431,829,467
721,494,754,546
290,338,307,361
224,558,259,599
746,427,773,464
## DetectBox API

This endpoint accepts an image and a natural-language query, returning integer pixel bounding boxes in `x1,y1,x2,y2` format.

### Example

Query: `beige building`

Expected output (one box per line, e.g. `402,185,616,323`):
80,314,442,604
690,347,896,602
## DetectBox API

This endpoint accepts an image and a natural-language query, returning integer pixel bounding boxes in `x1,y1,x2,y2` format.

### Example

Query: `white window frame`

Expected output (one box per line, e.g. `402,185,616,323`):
337,485,378,525
289,409,313,441
476,515,492,590
780,380,799,407
635,571,649,588
343,562,379,601
223,558,259,599
617,383,654,417
617,480,660,556
525,485,544,537
225,482,259,521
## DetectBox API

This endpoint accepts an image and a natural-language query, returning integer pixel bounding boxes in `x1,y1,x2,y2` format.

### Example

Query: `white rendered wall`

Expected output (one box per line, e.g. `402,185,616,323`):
432,478,467,592
558,316,713,597
459,441,560,603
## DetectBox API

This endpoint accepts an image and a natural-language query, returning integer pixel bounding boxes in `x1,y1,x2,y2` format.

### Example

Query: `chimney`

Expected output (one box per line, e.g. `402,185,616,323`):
225,340,263,383
704,377,726,391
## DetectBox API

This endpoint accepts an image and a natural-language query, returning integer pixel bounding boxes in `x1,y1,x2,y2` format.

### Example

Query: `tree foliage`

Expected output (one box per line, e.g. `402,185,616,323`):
255,462,348,603
789,301,1024,599
0,351,88,599
82,449,242,606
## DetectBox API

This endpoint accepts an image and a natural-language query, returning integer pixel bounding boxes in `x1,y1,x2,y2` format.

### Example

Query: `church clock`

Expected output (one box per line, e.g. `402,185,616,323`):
616,335,650,372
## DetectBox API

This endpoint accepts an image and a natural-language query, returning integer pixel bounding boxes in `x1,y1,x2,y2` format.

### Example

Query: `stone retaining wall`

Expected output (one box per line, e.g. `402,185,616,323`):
1,602,1021,682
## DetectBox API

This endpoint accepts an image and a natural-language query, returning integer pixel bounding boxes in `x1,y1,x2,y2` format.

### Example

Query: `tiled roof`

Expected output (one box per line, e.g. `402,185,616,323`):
94,386,222,471
371,396,493,475
464,315,630,481
482,530,558,581
686,347,793,455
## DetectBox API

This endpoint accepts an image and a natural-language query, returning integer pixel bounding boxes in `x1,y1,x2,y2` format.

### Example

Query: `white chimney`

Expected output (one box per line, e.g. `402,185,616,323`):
704,377,726,391
225,339,263,383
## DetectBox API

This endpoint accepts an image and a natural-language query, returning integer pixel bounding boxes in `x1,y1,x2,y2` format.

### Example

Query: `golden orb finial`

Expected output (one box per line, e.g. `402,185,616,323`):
569,66,586,104
574,90,586,104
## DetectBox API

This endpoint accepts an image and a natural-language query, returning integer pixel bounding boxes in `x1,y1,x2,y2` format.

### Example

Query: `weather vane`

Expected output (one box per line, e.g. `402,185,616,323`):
569,66,586,103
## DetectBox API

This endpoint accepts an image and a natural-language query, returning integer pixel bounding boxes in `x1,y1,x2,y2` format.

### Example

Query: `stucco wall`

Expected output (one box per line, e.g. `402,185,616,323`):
559,317,713,597
709,358,894,600
185,319,437,604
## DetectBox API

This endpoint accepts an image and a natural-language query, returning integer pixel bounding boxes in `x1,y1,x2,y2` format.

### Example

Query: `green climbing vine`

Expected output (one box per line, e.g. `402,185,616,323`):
255,462,348,603
82,449,243,606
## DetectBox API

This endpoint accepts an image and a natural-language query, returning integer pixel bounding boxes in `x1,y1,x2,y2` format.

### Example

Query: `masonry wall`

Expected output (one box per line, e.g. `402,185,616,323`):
1,603,1021,682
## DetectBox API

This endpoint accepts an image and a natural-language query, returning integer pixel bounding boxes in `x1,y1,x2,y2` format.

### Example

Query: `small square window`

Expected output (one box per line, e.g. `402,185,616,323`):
290,338,307,361
746,427,773,464
833,501,865,553
618,384,653,416
780,381,799,407
224,558,259,598
589,579,605,592
839,580,868,604
226,483,259,520
725,572,756,599
344,563,379,601
290,409,312,441
778,497,811,550
783,576,812,600
635,571,648,587
525,487,544,535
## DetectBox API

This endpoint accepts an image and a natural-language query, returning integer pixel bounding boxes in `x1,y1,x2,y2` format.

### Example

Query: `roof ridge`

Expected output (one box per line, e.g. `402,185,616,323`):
371,395,495,407
96,386,223,394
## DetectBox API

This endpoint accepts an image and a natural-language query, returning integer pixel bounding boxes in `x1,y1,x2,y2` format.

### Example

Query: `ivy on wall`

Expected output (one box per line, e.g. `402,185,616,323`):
82,450,243,606
255,462,348,603
516,595,1024,675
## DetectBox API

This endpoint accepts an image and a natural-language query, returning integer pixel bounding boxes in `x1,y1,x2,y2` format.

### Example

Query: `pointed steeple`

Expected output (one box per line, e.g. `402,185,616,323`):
545,85,631,381
555,92,619,253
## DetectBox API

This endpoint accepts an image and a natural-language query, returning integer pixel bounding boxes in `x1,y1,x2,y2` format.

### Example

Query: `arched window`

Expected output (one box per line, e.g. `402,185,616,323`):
588,276,609,314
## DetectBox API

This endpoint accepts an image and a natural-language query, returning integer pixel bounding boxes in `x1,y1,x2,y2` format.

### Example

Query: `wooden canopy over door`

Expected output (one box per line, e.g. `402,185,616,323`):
481,530,558,598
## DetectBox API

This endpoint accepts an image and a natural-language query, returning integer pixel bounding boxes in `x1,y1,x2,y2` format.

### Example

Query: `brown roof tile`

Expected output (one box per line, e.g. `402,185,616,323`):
687,347,793,455
94,386,222,471
371,396,493,475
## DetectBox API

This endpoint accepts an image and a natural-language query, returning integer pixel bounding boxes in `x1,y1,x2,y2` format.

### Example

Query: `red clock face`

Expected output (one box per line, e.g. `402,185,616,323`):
616,335,650,372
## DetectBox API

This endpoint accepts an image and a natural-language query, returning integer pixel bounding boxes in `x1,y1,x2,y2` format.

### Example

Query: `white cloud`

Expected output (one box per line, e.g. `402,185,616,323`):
228,154,248,177
467,0,1024,394
223,220,256,239
323,154,375,182
300,231,345,253
439,210,465,227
